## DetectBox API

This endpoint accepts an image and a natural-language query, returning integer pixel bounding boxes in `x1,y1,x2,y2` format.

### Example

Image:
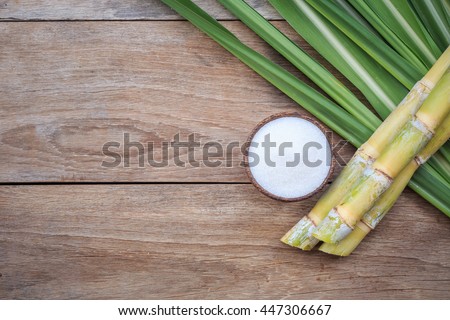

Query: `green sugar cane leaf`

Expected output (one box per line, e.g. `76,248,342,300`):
216,0,380,130
441,141,450,163
444,0,450,25
348,0,429,73
334,0,381,35
410,166,450,217
268,0,449,188
361,0,442,67
346,0,450,185
306,0,423,89
269,0,408,118
409,0,450,51
427,155,450,185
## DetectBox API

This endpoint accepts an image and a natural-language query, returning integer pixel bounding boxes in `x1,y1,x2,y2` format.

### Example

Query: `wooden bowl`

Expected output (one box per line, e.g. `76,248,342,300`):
243,112,335,202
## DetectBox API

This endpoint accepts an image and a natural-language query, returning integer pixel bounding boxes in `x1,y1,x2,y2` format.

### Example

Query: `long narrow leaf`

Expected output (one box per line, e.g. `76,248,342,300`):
269,0,407,118
360,0,442,67
334,0,380,35
441,142,450,164
216,0,379,130
306,0,423,89
444,0,450,24
410,166,450,217
427,154,450,184
348,0,429,73
409,0,450,51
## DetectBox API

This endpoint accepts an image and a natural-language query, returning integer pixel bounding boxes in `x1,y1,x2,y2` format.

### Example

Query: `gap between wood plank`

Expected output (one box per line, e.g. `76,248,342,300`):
0,181,253,186
0,19,286,22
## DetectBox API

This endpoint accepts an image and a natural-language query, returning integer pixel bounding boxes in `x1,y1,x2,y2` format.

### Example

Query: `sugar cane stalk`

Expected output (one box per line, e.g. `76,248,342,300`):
320,113,450,256
282,47,450,250
314,69,450,243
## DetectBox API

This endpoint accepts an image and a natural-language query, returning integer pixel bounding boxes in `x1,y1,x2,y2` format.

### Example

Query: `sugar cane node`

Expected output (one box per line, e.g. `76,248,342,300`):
320,113,450,256
314,70,450,244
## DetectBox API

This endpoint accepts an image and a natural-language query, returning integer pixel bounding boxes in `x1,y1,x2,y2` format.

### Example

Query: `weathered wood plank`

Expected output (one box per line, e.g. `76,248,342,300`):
0,21,357,183
0,0,281,21
0,184,449,299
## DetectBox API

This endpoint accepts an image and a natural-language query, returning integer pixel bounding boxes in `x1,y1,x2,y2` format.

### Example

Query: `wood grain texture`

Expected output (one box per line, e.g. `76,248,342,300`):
0,21,357,183
0,0,280,21
2,1,448,301
1,184,449,299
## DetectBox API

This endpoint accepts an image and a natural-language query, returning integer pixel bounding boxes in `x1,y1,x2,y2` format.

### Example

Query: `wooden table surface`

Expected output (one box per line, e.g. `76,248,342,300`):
1,0,450,299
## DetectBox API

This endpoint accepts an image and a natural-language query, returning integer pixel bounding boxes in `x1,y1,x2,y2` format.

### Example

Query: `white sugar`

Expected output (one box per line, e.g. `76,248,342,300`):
248,116,332,199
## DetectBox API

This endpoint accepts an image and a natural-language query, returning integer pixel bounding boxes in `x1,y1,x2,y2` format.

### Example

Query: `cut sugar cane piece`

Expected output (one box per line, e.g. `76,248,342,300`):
317,75,450,243
320,113,450,256
281,48,450,249
315,71,450,243
320,163,416,255
281,215,318,250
